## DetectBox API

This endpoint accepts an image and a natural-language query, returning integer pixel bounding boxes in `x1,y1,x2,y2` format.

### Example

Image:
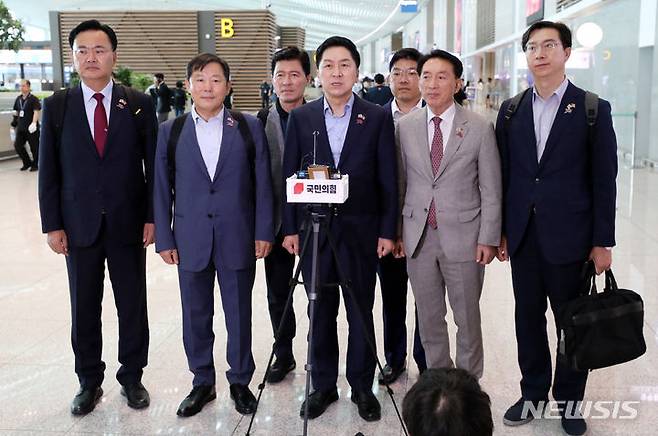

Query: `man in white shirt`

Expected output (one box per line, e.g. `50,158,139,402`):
154,53,274,418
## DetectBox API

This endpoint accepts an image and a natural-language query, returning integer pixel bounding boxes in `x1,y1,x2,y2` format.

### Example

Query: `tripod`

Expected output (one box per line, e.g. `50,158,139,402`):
246,205,408,436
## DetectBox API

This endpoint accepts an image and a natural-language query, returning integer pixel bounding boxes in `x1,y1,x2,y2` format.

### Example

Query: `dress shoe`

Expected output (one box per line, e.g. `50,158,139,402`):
378,364,405,385
503,397,547,426
561,409,587,435
267,357,296,383
299,388,339,419
230,383,258,415
19,164,30,171
351,389,381,422
71,386,103,416
120,382,150,409
29,165,38,172
177,385,216,417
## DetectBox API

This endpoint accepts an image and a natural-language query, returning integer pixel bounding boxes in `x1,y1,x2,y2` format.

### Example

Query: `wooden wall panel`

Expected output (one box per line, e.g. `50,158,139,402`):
280,27,306,51
214,11,277,112
59,11,198,85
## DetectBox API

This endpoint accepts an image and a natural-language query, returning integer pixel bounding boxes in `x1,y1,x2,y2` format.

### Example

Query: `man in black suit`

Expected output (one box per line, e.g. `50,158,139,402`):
364,73,393,106
496,21,617,436
38,20,157,416
378,48,427,385
11,79,41,171
151,72,172,123
282,36,397,422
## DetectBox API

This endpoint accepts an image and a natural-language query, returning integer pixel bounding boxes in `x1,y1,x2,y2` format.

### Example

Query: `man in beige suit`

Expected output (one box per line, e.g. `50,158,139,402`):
396,50,501,378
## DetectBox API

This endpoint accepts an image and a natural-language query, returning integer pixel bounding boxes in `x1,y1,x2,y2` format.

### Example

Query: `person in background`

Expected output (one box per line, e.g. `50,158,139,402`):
172,80,187,117
11,79,41,171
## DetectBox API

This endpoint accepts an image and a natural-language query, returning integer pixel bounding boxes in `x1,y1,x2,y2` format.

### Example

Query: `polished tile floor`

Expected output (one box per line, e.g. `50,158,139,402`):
0,156,656,436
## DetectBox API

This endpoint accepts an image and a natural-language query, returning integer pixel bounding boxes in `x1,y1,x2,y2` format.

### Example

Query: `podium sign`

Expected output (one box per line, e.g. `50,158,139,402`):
286,174,349,204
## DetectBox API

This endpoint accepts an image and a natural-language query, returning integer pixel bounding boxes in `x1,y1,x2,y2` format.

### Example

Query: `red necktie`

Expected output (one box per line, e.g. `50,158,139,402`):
93,93,107,157
427,116,443,229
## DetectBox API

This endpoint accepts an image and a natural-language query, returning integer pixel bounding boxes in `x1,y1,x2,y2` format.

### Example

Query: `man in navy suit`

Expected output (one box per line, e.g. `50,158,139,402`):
38,20,156,415
282,36,397,422
496,21,617,436
378,47,426,385
154,53,274,417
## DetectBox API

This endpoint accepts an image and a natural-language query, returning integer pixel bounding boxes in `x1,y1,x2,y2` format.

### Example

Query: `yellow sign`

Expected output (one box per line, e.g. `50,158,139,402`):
221,18,234,38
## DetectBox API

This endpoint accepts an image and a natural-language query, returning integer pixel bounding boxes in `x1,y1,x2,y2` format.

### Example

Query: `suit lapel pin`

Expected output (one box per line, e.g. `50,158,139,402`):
456,127,465,138
564,103,576,114
226,116,235,127
356,113,366,125
116,98,127,109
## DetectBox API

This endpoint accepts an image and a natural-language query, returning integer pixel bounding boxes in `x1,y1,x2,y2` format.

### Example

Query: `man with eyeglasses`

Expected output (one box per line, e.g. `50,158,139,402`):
496,21,617,436
38,20,156,416
376,48,427,386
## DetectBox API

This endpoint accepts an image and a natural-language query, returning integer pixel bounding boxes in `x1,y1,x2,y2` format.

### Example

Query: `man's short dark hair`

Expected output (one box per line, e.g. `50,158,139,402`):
186,53,231,81
315,36,360,68
271,46,311,76
402,368,493,436
69,20,118,51
154,73,164,81
374,73,385,84
417,50,463,78
522,21,572,52
22,79,30,87
175,80,184,88
389,47,421,71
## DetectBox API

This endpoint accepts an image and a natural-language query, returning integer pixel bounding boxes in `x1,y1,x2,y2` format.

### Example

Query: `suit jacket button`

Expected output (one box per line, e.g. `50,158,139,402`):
207,213,213,218
210,189,215,194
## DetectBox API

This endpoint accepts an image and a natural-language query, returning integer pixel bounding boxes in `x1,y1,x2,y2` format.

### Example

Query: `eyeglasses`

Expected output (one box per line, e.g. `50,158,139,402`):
525,40,562,54
74,46,111,58
390,68,419,79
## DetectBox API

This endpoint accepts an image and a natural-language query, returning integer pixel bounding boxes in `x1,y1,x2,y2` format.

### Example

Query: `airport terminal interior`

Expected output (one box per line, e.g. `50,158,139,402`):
1,0,658,435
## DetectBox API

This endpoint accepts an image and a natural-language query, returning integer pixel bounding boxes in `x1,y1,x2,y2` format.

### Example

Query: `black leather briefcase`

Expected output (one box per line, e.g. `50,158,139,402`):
557,262,646,371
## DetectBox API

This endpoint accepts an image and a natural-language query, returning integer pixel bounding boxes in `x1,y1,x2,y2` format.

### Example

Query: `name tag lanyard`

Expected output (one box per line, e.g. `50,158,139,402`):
18,94,30,118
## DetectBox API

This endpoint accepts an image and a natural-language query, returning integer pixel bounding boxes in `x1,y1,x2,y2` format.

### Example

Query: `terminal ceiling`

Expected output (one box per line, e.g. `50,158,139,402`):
7,0,430,49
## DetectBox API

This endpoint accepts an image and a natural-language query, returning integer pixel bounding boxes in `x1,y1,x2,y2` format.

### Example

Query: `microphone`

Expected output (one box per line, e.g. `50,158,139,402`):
312,130,319,165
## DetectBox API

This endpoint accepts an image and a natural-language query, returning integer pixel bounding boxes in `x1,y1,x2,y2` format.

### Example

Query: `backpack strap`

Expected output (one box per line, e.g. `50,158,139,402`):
584,91,598,127
256,108,269,128
503,88,530,132
50,88,70,151
228,110,256,182
167,113,189,198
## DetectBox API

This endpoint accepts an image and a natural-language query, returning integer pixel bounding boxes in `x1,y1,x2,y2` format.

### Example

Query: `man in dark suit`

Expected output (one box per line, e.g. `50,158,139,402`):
496,21,617,436
259,46,311,384
364,73,393,106
282,36,397,422
38,20,156,415
151,72,172,123
154,53,274,417
378,47,426,385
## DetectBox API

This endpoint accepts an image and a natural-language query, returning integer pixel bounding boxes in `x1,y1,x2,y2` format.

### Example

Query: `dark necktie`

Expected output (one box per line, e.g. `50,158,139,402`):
427,116,443,229
93,93,107,157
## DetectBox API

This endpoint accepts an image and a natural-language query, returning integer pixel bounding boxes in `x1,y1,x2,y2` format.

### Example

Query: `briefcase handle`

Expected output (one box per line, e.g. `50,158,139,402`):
581,260,618,296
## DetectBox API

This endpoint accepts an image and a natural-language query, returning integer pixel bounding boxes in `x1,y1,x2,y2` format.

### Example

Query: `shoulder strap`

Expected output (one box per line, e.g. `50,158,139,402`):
167,113,189,198
503,88,530,132
256,108,269,128
50,88,70,151
228,110,256,182
584,91,598,127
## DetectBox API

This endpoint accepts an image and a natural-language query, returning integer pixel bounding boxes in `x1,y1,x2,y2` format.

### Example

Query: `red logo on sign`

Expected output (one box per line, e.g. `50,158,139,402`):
294,183,304,194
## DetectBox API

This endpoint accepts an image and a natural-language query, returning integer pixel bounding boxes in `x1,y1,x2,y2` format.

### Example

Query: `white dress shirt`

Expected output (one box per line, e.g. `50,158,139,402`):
426,102,456,153
391,98,423,121
81,80,113,140
191,105,224,180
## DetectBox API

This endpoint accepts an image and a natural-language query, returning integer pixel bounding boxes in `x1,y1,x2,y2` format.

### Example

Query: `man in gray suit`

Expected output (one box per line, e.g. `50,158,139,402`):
396,50,501,378
258,47,311,383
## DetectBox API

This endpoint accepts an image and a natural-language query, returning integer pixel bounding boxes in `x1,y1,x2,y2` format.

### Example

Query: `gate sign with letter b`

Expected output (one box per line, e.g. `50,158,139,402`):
221,18,234,38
